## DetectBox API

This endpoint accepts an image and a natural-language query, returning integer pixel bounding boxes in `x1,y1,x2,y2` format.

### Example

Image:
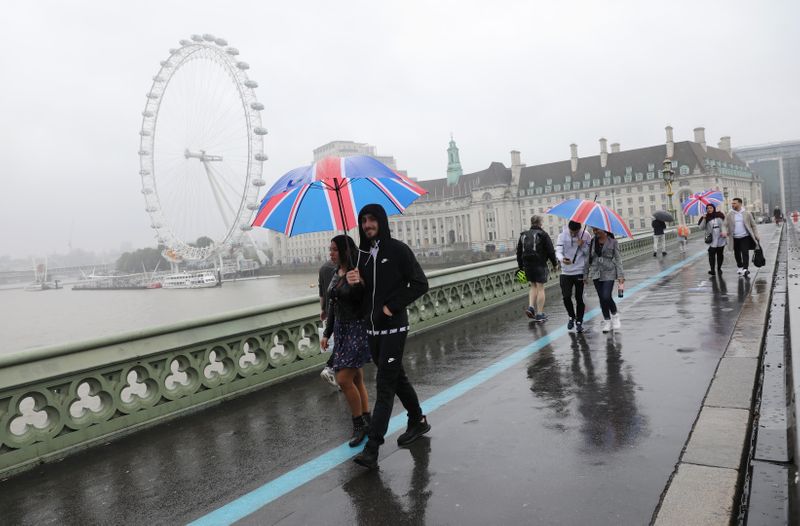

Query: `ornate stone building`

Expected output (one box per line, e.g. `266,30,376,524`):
268,127,762,264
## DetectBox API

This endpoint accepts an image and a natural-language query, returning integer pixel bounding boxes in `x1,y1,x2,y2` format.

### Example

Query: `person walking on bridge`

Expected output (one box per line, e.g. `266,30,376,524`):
652,217,667,257
698,203,727,275
320,235,372,447
584,229,625,333
349,204,430,470
555,220,591,333
725,197,760,278
318,258,339,388
517,215,557,322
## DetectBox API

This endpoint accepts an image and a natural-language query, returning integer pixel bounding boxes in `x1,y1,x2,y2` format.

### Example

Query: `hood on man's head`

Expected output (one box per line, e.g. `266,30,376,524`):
357,203,391,249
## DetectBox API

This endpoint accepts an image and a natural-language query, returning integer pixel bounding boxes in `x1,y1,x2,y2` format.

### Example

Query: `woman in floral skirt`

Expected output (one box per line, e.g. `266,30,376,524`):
320,235,372,446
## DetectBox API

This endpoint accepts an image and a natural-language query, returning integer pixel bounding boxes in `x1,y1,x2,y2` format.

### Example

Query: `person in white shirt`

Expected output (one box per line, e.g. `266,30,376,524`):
724,197,760,277
555,221,591,333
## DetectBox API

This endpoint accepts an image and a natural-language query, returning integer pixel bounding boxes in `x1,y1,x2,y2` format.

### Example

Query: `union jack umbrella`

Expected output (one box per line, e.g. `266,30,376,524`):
681,189,724,216
252,156,427,236
546,198,633,238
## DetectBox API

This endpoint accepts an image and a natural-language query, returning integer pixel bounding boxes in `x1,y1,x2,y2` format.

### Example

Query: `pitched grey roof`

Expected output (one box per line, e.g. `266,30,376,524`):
416,161,511,201
518,141,750,188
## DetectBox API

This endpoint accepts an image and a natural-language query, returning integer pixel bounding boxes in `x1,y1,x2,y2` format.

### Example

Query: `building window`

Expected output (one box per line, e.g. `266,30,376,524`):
584,173,591,180
635,173,643,181
605,170,612,177
638,196,644,203
647,172,655,180
680,165,690,175
565,175,571,183
613,176,621,184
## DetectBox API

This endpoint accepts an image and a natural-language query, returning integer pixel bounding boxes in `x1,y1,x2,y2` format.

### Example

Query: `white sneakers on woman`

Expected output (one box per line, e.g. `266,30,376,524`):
600,314,622,333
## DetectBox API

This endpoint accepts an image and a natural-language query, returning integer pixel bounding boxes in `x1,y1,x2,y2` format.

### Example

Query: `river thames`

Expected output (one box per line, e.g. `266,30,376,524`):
0,274,319,355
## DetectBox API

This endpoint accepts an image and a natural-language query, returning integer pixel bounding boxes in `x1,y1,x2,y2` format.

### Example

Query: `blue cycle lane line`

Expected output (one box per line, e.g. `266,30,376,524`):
188,249,706,526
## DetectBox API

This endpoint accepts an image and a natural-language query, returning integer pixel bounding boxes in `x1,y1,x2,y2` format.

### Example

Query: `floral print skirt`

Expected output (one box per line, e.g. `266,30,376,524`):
332,319,371,371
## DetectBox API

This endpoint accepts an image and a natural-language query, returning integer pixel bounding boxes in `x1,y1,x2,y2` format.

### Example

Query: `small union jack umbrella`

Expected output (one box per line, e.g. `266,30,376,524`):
546,198,634,238
681,189,724,216
252,156,427,236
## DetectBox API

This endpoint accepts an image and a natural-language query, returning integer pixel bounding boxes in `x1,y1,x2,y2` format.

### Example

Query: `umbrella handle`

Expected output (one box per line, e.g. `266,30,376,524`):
571,194,597,261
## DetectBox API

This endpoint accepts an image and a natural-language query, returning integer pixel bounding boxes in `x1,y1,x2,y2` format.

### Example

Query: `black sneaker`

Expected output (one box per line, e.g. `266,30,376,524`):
349,416,368,447
397,415,431,446
662,252,667,256
567,318,575,331
708,269,716,275
575,321,584,333
717,267,723,275
353,446,379,469
653,252,657,257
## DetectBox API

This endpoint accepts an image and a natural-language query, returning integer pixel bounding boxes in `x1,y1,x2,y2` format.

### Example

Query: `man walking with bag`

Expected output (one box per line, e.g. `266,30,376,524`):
348,203,430,470
516,215,557,322
725,197,760,278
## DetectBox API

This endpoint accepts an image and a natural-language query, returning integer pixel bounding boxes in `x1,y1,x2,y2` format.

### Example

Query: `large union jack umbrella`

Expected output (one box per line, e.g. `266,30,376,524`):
546,198,633,238
681,189,724,216
252,156,427,236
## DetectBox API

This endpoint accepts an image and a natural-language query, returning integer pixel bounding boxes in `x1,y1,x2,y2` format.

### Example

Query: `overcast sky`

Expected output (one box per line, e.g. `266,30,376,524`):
2,0,798,257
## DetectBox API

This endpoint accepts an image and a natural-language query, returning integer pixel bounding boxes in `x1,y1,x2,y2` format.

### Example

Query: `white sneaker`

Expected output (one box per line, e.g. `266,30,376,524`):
612,313,621,330
736,267,744,275
600,319,611,333
320,366,338,388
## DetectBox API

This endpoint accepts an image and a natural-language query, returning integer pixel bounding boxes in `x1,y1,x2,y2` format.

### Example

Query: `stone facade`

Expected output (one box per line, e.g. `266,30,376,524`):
269,127,762,264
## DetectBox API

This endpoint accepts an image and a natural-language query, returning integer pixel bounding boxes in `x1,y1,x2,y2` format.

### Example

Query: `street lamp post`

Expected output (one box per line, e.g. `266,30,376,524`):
662,158,676,221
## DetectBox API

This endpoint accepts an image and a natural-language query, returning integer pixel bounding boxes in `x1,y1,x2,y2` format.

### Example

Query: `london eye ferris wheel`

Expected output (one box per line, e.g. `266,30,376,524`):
138,33,267,263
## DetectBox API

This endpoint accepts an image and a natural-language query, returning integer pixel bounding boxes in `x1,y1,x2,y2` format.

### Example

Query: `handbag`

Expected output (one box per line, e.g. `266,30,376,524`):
753,242,765,268
704,232,713,244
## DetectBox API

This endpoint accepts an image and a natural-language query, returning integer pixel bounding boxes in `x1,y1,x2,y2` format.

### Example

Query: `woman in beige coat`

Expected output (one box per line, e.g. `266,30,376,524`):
724,197,760,277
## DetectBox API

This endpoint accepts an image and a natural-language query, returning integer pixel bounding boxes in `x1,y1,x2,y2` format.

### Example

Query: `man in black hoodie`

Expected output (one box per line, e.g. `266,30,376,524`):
347,203,430,469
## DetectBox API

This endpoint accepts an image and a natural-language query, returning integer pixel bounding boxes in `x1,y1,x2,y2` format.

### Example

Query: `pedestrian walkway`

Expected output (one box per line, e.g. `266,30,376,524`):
0,232,772,525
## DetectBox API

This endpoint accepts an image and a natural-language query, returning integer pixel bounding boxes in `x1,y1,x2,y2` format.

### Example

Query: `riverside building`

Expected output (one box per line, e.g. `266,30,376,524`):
269,127,762,264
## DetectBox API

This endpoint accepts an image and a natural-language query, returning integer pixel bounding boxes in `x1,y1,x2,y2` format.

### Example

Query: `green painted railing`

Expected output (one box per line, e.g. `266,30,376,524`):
0,228,693,477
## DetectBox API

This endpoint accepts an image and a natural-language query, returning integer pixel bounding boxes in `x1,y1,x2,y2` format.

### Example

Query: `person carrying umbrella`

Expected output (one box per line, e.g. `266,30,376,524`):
320,235,372,447
555,220,591,332
698,203,727,275
516,215,558,322
349,203,430,470
651,217,667,257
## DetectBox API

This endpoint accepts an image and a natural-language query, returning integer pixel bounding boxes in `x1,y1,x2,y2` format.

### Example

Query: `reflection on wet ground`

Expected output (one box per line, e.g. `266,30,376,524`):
0,235,761,526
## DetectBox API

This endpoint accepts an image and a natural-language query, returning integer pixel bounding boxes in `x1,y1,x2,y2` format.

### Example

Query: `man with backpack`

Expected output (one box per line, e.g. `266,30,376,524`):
516,215,557,322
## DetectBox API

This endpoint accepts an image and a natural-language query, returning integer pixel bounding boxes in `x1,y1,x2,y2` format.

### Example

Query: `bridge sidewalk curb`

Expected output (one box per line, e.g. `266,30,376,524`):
652,226,783,526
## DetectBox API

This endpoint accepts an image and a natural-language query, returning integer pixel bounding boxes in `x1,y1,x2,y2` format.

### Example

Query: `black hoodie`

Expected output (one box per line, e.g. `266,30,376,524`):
356,203,429,331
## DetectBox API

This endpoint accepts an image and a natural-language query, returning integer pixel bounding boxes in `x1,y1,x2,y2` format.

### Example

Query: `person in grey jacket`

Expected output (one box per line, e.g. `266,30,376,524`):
724,197,760,277
698,204,727,276
555,221,591,333
583,229,625,333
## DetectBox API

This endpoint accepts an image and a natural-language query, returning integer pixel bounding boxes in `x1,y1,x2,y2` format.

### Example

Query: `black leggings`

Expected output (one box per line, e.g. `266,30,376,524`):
708,246,724,270
560,274,586,322
593,279,617,320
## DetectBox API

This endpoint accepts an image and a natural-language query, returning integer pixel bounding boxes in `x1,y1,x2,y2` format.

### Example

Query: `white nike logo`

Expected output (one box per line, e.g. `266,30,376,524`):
387,357,395,363
381,258,389,263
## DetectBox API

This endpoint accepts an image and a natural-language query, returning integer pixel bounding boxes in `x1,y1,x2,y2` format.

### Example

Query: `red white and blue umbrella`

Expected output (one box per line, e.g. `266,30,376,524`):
251,156,427,236
681,189,724,216
546,198,634,238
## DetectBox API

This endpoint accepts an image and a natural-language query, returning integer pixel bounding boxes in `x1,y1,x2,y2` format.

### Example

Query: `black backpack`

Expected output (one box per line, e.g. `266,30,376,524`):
520,229,540,258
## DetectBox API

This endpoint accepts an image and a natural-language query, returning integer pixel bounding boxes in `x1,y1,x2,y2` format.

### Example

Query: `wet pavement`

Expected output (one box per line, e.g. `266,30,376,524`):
0,233,767,526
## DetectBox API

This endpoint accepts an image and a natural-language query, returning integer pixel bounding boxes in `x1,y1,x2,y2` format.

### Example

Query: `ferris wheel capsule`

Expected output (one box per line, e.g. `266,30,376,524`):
236,61,249,70
191,34,203,42
254,153,268,161
202,34,216,42
160,61,172,68
252,178,266,187
253,127,268,135
179,39,191,46
215,38,228,46
226,47,239,56
250,102,264,111
246,202,259,210
244,80,258,88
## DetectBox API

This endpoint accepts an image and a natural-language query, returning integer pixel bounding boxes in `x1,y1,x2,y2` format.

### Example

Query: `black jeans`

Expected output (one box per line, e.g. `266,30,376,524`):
733,236,753,269
560,274,586,322
593,279,617,320
366,332,422,450
708,246,724,271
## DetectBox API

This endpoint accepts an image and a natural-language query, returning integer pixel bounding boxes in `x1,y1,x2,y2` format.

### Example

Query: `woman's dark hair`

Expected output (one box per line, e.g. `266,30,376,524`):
702,203,725,222
331,235,357,270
